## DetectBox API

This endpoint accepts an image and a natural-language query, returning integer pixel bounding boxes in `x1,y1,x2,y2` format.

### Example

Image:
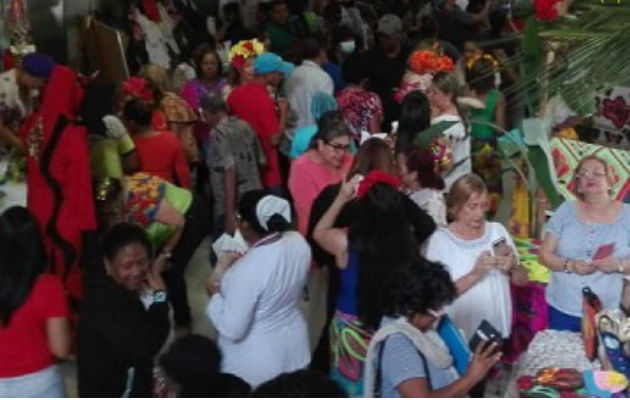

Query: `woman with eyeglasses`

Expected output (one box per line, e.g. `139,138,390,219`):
539,156,630,332
363,260,501,398
288,110,354,235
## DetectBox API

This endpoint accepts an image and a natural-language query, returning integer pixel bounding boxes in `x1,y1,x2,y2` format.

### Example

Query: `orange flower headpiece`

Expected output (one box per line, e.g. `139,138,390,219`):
121,77,154,103
357,170,401,198
466,53,499,71
408,50,454,75
229,39,265,69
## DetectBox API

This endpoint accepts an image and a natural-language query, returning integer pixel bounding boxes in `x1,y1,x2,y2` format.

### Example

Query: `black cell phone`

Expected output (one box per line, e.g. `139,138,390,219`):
469,320,503,354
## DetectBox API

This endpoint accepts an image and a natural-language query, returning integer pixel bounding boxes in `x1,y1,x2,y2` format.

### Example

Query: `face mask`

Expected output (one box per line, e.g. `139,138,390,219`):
339,40,356,54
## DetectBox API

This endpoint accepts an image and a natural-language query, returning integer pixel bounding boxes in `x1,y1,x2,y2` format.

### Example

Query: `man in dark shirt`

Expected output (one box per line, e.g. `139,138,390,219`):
432,0,493,51
366,14,412,132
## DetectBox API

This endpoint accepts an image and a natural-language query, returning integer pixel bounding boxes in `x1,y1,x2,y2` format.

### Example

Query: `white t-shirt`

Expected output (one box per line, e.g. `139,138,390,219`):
432,114,471,190
207,231,311,387
425,222,514,340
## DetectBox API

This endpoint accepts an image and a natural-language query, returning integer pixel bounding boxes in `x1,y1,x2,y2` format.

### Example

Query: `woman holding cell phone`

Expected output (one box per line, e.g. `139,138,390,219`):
425,174,527,339
539,156,630,332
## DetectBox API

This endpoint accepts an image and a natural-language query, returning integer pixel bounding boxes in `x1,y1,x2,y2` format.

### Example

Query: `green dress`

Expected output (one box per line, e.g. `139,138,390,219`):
469,89,502,214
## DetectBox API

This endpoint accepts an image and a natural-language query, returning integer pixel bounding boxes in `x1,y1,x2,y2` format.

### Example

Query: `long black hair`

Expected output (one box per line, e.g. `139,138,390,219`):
349,183,421,329
0,207,46,325
396,90,431,154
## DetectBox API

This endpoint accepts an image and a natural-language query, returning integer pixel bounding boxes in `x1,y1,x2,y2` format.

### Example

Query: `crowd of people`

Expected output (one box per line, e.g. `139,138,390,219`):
1,0,629,398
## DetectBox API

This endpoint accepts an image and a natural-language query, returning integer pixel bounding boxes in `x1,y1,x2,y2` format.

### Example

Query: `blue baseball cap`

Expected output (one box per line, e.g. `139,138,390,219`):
254,52,294,77
22,52,56,79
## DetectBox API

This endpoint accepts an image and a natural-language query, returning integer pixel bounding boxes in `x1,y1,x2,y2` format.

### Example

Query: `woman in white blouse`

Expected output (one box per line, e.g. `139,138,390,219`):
425,174,527,342
206,190,311,387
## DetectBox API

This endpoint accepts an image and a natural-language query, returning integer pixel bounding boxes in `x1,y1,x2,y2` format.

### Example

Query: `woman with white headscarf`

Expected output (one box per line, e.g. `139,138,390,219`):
206,190,311,387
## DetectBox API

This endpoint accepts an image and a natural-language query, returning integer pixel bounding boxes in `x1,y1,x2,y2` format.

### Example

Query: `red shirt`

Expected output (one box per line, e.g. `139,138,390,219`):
227,82,282,188
133,131,191,188
0,275,69,377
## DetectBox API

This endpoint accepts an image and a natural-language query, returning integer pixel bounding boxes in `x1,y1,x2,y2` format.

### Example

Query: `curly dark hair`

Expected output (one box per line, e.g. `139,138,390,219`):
350,183,421,329
382,259,456,319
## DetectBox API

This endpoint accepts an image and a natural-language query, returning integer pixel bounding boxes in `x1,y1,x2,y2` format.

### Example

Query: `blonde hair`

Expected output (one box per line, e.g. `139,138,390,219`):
446,173,488,220
139,63,172,98
571,155,614,200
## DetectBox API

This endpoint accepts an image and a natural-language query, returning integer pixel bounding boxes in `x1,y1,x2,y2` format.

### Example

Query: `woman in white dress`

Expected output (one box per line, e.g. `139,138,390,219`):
427,72,471,190
425,174,527,341
206,190,311,387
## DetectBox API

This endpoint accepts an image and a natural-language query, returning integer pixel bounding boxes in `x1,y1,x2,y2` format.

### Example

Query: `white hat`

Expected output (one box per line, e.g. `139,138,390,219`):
255,195,292,231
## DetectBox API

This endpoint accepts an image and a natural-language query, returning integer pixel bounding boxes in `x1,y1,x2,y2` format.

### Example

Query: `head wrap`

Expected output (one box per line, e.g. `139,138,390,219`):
310,91,338,121
255,195,292,231
22,52,56,78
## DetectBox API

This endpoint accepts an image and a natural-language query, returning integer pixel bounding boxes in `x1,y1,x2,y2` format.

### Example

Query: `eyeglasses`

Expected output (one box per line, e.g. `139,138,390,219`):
576,170,606,179
324,140,351,152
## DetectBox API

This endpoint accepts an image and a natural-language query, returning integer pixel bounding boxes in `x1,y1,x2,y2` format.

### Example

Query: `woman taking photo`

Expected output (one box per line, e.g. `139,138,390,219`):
206,190,311,387
289,111,354,235
0,207,70,397
539,156,630,331
313,171,423,396
364,260,501,398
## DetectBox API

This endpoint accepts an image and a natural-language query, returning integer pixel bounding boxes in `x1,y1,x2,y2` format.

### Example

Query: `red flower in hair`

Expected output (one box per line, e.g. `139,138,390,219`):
231,54,246,69
242,41,254,52
357,170,401,197
121,77,154,103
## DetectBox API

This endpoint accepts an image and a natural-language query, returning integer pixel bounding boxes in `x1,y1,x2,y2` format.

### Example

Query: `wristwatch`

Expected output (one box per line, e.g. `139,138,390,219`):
153,290,167,303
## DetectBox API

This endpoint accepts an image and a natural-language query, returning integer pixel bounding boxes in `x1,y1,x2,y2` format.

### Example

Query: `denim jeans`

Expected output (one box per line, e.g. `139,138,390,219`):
0,365,65,398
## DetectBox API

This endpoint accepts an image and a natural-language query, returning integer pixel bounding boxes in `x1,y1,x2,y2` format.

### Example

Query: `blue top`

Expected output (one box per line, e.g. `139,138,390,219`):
379,317,458,397
336,251,360,315
545,201,630,316
322,61,345,94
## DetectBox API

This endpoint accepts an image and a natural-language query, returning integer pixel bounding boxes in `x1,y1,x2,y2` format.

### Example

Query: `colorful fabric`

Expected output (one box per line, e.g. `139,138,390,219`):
513,237,551,283
180,78,228,112
336,88,383,140
160,92,199,164
549,137,630,203
123,173,166,227
330,311,374,397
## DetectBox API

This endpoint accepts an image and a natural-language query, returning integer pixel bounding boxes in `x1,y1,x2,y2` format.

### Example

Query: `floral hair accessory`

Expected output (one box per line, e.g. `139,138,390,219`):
357,169,401,197
466,53,499,71
229,39,265,68
121,77,154,103
408,50,454,75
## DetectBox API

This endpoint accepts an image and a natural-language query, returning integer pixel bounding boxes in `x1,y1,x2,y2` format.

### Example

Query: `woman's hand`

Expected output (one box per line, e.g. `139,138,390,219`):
569,259,595,275
472,251,495,276
465,341,502,384
338,175,362,203
591,256,621,274
145,265,166,292
510,264,529,286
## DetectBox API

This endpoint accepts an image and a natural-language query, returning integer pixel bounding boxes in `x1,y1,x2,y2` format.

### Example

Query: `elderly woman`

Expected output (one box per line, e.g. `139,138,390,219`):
206,190,311,387
79,223,170,397
539,156,630,332
289,111,354,235
426,173,527,342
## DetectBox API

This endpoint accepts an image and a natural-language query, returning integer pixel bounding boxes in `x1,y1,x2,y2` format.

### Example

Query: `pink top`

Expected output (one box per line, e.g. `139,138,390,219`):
288,151,353,235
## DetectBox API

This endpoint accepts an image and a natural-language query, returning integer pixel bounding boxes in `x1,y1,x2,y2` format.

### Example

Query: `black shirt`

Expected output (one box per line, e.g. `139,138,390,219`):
366,44,412,132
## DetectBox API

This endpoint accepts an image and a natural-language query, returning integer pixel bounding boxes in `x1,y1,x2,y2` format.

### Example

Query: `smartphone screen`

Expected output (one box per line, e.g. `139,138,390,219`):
492,237,510,257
